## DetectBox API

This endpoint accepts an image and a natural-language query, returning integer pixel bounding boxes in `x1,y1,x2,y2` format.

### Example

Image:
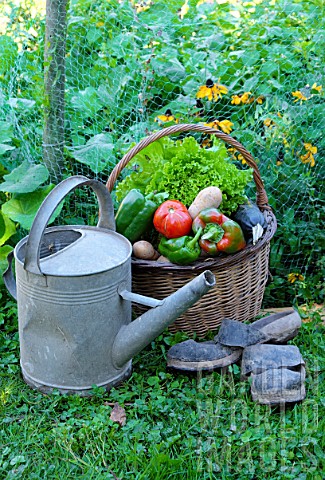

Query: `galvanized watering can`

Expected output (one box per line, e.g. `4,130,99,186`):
4,176,215,395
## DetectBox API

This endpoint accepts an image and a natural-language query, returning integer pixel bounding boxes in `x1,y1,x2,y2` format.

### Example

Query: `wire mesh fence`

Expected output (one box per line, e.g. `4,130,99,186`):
0,0,324,306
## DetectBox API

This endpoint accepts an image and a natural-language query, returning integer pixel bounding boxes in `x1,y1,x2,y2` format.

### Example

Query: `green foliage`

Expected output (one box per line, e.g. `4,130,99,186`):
117,136,252,214
68,133,116,173
0,35,18,74
0,161,49,193
0,212,5,239
0,0,323,305
2,184,63,230
0,290,324,478
116,138,171,198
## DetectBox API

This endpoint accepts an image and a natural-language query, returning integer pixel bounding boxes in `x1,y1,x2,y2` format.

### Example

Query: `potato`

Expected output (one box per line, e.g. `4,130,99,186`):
157,255,171,263
132,241,159,260
188,186,222,219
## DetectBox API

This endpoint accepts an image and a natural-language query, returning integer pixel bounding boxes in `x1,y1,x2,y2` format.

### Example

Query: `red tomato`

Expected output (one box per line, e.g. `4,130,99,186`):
153,200,192,239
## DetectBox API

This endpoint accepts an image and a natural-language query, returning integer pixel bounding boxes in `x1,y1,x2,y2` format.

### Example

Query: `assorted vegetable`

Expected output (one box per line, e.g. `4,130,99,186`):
158,228,203,265
132,241,158,260
233,199,267,244
188,186,223,220
115,189,167,242
113,137,265,266
116,136,252,215
153,200,192,239
192,208,246,255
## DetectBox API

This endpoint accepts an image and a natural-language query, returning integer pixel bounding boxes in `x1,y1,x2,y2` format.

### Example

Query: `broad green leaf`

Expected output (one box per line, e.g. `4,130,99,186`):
0,244,14,284
86,27,102,45
71,87,103,118
162,58,187,83
0,211,5,238
2,185,63,230
151,57,186,83
0,144,15,156
7,98,36,110
242,51,260,67
67,15,85,26
268,78,283,90
0,213,16,247
260,61,278,76
200,33,225,50
69,133,115,173
0,161,49,193
242,76,259,92
0,121,14,143
0,36,18,74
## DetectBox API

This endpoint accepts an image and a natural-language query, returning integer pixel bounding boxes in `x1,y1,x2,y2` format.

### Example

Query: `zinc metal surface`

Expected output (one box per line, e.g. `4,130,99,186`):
16,226,131,276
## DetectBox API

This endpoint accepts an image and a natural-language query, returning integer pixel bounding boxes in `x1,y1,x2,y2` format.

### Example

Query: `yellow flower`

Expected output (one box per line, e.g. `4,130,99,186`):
264,118,274,127
201,138,212,148
133,0,152,13
218,120,234,134
155,109,177,123
178,0,189,19
240,92,252,104
292,90,307,102
311,83,322,92
227,147,237,160
204,119,233,134
196,79,228,102
283,138,290,149
231,92,253,105
300,143,317,167
276,161,282,166
304,143,317,154
288,273,304,283
226,147,246,163
205,120,218,128
255,95,264,104
231,94,242,105
144,40,160,49
300,151,315,167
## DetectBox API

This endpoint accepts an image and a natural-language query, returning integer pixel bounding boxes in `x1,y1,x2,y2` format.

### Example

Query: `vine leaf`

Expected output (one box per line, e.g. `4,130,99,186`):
2,185,63,230
0,161,49,194
69,133,115,173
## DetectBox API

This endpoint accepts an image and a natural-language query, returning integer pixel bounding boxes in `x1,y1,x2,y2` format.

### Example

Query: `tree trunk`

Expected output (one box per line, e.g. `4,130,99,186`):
43,0,68,182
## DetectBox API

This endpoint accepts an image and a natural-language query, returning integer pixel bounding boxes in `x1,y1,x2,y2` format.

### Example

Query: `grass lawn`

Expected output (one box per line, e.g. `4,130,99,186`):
0,296,324,479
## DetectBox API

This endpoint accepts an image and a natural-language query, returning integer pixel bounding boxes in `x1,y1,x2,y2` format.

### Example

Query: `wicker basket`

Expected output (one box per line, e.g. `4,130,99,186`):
106,124,277,337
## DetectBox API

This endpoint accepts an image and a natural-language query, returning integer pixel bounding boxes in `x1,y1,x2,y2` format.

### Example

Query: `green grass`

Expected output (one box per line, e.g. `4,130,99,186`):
0,292,324,479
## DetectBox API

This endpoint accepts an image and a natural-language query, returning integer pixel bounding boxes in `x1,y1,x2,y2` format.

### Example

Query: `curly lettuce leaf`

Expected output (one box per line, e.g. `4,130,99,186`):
154,137,252,214
116,135,252,214
115,137,173,201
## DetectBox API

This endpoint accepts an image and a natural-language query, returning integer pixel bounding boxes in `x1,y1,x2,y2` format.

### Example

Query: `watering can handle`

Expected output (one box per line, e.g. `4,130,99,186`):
24,175,116,276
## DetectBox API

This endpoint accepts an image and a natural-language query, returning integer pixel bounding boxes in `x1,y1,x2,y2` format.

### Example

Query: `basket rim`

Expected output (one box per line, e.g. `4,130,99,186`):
131,209,277,271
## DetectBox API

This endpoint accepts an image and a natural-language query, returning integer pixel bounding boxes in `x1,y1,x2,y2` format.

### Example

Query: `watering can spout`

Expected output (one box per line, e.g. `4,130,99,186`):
112,270,216,369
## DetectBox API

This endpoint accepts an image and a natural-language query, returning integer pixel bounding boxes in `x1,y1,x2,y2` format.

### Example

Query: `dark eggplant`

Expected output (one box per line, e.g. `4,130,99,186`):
233,199,267,243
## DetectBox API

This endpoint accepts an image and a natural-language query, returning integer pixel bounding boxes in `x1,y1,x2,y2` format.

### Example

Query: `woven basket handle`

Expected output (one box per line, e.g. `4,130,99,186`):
106,123,269,208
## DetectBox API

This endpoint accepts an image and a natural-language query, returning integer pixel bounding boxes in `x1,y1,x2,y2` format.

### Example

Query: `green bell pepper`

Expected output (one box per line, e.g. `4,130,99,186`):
115,189,167,243
158,228,203,265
